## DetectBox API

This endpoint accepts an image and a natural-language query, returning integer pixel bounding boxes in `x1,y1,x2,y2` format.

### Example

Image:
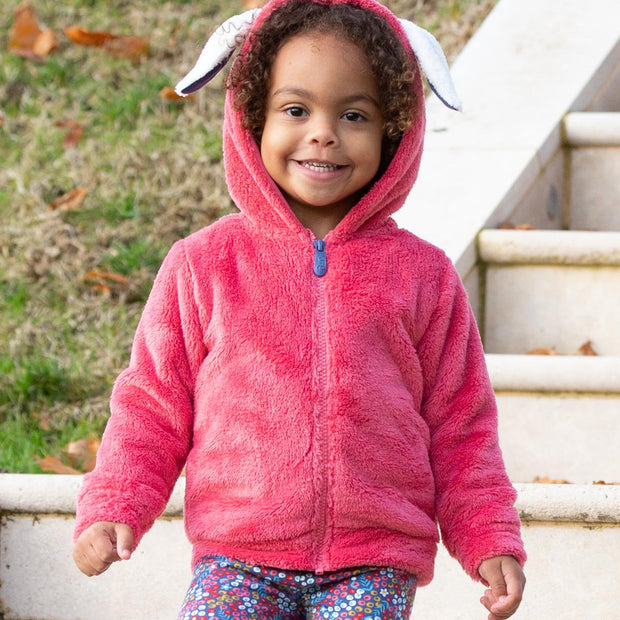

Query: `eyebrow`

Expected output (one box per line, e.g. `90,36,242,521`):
271,87,380,109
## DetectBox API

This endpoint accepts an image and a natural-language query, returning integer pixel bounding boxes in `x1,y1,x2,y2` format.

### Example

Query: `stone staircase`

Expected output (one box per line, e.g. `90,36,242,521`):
474,114,620,612
408,0,620,606
479,111,620,486
413,111,620,620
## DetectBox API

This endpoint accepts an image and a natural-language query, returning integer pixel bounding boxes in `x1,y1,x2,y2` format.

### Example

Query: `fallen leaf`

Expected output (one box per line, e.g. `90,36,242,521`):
65,26,148,61
64,25,116,47
55,119,83,148
89,282,111,296
83,269,131,297
577,340,598,356
527,347,560,356
160,86,195,102
65,439,100,472
32,27,59,56
242,0,268,7
532,476,571,484
9,2,59,60
9,2,41,52
49,187,88,211
83,269,130,285
104,35,149,61
37,455,82,475
498,221,536,230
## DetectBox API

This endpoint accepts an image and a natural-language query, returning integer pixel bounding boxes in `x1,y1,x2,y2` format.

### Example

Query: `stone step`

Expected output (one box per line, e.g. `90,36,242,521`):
486,354,620,484
564,112,620,230
564,111,620,146
478,229,620,265
479,229,620,354
2,476,620,619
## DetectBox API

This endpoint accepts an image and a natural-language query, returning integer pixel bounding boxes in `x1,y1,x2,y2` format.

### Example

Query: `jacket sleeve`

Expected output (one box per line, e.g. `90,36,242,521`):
416,260,526,580
74,240,206,546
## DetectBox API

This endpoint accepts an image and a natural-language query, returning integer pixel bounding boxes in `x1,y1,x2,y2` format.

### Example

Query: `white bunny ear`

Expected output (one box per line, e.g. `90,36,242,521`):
398,19,462,111
175,9,261,96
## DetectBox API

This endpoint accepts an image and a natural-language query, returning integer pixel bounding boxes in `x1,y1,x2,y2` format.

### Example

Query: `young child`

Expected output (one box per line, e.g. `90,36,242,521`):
73,1,526,618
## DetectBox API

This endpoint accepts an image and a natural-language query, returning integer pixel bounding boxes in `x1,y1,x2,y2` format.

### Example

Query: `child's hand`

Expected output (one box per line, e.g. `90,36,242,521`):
478,555,525,619
73,521,134,576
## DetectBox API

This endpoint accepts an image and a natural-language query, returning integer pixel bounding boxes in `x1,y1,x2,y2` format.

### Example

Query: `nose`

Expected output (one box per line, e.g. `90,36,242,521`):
306,114,339,147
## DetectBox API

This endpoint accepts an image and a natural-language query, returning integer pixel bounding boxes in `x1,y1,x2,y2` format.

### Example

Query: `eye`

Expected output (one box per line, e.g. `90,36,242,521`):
284,106,307,118
342,111,365,122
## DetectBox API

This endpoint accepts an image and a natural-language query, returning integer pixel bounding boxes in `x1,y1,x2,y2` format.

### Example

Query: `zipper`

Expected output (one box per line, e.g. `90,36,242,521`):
313,239,327,277
311,237,330,571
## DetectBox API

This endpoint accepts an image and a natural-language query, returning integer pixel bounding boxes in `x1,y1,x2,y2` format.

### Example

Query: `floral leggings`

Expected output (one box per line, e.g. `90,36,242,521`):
177,555,416,620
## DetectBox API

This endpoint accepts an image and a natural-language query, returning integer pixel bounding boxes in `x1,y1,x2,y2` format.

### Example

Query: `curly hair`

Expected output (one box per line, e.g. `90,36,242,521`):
227,0,418,162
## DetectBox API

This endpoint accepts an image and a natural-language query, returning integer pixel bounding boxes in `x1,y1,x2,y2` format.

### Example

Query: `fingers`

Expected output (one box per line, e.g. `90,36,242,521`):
73,522,134,577
114,523,135,561
479,556,526,620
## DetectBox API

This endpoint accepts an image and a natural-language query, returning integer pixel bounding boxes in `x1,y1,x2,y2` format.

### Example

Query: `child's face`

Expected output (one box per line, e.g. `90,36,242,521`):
260,32,384,236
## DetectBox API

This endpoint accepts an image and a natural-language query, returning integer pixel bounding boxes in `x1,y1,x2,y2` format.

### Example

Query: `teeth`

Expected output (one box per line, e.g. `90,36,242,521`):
301,161,340,172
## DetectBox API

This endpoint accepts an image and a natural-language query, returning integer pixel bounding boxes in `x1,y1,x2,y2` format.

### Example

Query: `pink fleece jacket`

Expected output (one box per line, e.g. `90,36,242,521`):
74,0,526,587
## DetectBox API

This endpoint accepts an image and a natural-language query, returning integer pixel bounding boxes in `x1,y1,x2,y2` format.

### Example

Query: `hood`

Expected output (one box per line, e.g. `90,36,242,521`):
223,0,426,243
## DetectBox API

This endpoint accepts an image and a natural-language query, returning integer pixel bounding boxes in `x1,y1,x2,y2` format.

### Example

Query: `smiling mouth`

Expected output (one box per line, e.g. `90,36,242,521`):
298,160,344,173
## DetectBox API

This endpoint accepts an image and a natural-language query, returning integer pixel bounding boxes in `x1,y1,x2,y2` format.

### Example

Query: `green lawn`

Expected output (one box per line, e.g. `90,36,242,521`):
0,0,496,472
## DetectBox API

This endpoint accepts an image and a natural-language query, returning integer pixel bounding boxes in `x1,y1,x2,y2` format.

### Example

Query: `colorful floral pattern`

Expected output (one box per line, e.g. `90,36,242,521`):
178,555,416,619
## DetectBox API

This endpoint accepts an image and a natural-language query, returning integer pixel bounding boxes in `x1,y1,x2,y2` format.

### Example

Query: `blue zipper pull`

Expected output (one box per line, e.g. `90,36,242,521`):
313,239,327,277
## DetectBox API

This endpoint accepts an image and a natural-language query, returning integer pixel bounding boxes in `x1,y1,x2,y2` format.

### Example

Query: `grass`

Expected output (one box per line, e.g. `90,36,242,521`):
0,0,497,473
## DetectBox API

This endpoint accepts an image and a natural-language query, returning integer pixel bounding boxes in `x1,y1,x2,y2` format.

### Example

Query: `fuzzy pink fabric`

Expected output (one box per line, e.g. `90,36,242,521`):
74,0,525,587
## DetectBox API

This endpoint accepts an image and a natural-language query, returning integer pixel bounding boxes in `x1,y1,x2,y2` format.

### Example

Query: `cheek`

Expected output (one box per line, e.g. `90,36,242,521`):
259,127,278,175
360,133,384,176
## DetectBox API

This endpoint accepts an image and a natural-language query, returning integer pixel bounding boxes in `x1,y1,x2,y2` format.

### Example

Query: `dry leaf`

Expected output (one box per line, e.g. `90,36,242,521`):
83,269,130,297
33,28,59,56
89,282,111,296
65,439,100,472
532,476,571,484
242,0,268,7
9,2,58,59
83,269,130,285
160,86,194,102
55,119,83,148
527,347,560,356
9,2,42,52
104,35,149,61
37,455,82,475
64,25,116,47
49,187,88,211
498,221,535,230
577,340,598,356
65,26,148,61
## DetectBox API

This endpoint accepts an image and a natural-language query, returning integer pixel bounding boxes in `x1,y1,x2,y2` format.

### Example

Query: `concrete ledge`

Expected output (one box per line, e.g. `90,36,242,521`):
4,478,620,525
515,483,620,523
564,111,620,146
3,478,620,619
0,474,186,516
478,229,620,265
486,354,620,393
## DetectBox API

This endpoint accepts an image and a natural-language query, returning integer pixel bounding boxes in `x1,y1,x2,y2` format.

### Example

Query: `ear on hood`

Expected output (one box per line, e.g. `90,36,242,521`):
174,4,461,111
